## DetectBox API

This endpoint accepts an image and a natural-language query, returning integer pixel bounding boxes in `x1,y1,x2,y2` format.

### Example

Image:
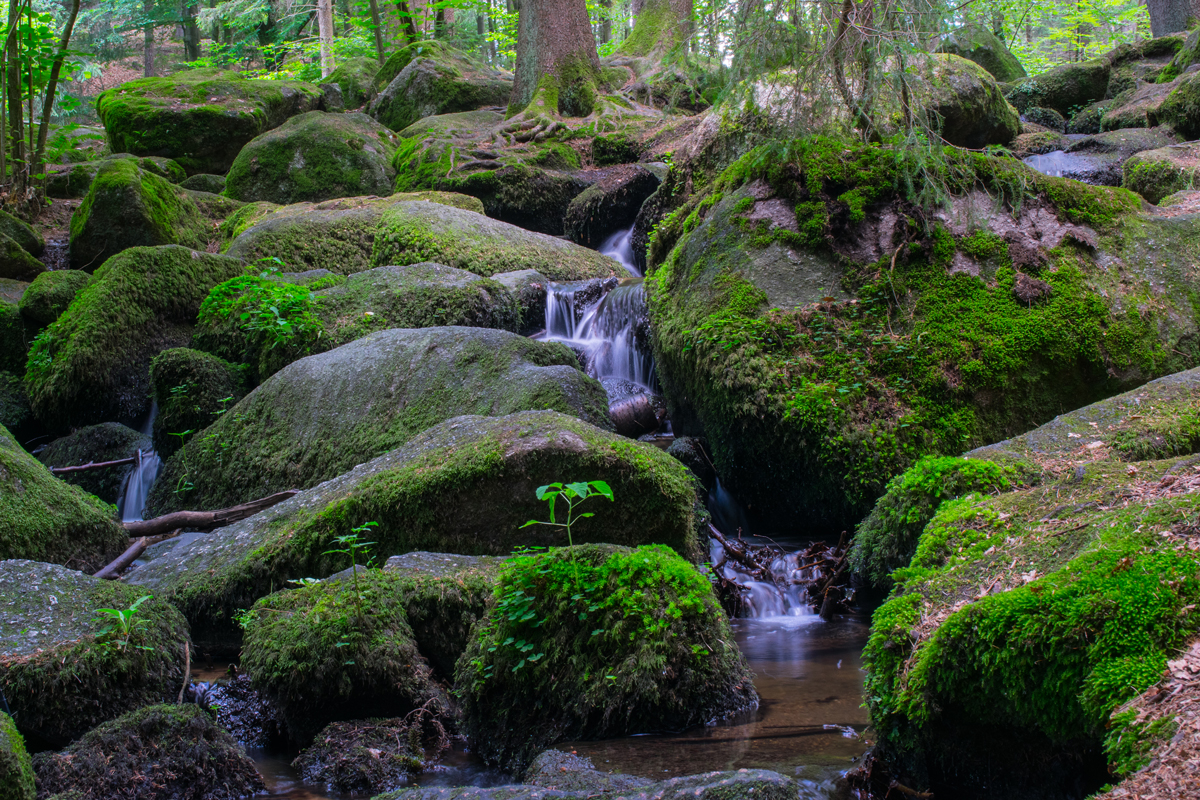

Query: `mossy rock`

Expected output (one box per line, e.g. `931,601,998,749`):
0,561,190,746
0,425,125,567
0,373,35,443
1152,29,1200,84
194,263,521,381
0,712,33,800
1057,127,1178,187
179,173,225,193
1022,106,1065,132
1007,58,1111,115
1100,80,1177,131
30,704,264,798
25,245,246,429
862,369,1200,798
1150,69,1200,139
46,153,186,199
935,23,1027,83
491,268,549,335
1009,129,1068,158
0,209,43,258
645,137,1195,535
920,55,1021,147
321,56,380,110
225,111,398,205
149,326,612,515
563,165,660,248
36,422,150,505
0,279,28,374
1122,141,1200,203
149,347,246,458
241,572,448,744
127,410,698,653
96,67,324,175
456,544,757,772
293,717,425,794
0,235,44,282
1066,98,1110,134
17,270,91,328
369,42,511,133
67,160,240,272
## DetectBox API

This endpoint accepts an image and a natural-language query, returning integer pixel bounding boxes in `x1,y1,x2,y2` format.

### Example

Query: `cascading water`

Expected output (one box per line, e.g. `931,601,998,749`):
710,535,821,622
119,402,162,522
598,226,638,277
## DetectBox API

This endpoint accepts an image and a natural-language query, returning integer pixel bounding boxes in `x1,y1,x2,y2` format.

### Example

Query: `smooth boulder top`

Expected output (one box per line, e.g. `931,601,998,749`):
935,23,1027,82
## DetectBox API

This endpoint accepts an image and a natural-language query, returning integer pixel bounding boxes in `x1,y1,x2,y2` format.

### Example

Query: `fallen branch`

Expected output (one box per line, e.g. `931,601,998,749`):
50,456,137,475
94,537,149,580
122,490,298,537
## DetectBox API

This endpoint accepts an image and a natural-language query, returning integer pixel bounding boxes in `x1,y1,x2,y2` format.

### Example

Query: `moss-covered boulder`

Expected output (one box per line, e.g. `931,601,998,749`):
0,561,190,745
194,263,521,381
0,712,33,800
563,165,660,248
0,209,45,282
126,410,698,652
457,544,756,772
492,268,549,335
68,160,241,272
919,54,1021,148
321,56,380,110
0,425,125,567
36,423,150,505
645,137,1200,535
17,270,91,328
1149,69,1200,139
1122,141,1200,203
224,111,398,205
861,367,1200,798
1007,58,1111,115
1100,80,1177,131
223,194,618,280
1022,106,1066,132
31,704,264,799
369,42,511,133
0,373,35,443
240,573,448,744
935,23,1026,83
0,279,28,375
1053,126,1179,187
149,347,246,457
46,153,185,199
373,769,800,800
293,718,427,794
96,67,324,175
25,246,246,429
149,327,611,514
178,172,225,193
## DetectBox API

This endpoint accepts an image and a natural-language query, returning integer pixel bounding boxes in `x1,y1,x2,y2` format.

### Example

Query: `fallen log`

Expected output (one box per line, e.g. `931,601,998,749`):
94,537,149,580
121,490,298,537
50,456,137,475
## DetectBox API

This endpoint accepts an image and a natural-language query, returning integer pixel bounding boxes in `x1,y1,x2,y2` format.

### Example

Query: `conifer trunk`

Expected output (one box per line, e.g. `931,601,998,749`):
619,0,692,57
509,0,603,116
316,0,335,77
1146,0,1200,36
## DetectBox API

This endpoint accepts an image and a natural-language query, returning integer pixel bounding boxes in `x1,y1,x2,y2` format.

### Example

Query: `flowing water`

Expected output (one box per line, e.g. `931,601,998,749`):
118,402,162,523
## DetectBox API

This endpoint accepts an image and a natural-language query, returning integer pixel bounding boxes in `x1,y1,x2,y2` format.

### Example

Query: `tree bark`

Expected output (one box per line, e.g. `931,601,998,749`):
143,0,156,77
368,0,386,62
1146,0,1200,37
316,0,335,77
181,1,202,60
510,0,603,116
395,0,420,42
599,0,612,44
122,490,298,537
618,0,692,57
5,0,25,195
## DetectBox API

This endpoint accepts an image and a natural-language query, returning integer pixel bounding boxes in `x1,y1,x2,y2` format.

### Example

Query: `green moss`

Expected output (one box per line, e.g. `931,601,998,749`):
25,245,246,428
0,282,30,375
0,561,189,746
1123,156,1195,205
592,133,641,166
36,422,149,505
321,56,380,109
240,572,447,744
371,43,511,132
150,348,246,457
17,270,91,328
0,712,33,800
455,544,757,772
0,373,33,438
1104,707,1179,775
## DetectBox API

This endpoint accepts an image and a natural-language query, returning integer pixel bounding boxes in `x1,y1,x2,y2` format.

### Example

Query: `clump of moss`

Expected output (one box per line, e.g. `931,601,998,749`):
31,704,264,799
369,42,511,133
0,372,35,442
456,544,757,773
0,561,189,746
36,422,150,505
0,712,33,800
292,717,431,794
240,572,448,745
320,56,380,109
149,348,247,457
17,270,91,329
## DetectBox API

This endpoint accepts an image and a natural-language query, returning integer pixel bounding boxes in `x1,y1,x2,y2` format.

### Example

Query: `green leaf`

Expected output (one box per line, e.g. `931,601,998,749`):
589,481,614,501
565,481,589,499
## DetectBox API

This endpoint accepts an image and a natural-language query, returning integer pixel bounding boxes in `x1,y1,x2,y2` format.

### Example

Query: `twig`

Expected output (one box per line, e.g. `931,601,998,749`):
49,455,137,474
178,641,190,704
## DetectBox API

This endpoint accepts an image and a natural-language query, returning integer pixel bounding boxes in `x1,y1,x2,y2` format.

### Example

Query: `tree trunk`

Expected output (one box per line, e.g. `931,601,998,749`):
5,0,25,195
33,0,81,186
368,0,386,62
396,0,419,42
143,0,156,77
317,0,335,77
618,0,692,57
435,5,446,37
599,0,612,44
181,1,202,60
510,0,603,116
1146,0,1200,36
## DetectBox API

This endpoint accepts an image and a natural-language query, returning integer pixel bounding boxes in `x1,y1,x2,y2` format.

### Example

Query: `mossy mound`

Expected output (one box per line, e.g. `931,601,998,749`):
47,153,185,199
149,347,246,458
240,573,448,744
935,23,1026,83
563,165,660,248
178,172,225,193
0,209,44,282
224,111,398,205
1122,141,1200,204
321,56,380,110
0,209,43,258
25,246,246,429
17,270,91,328
96,67,324,174
31,704,264,799
36,422,150,505
862,370,1200,797
372,769,800,800
1007,58,1111,115
0,373,35,442
645,137,1196,534
0,425,125,567
149,326,611,514
0,712,33,800
491,269,549,336
369,42,511,133
1022,106,1066,132
919,54,1021,148
68,160,241,272
0,279,29,375
0,561,190,746
1100,80,1177,131
127,410,698,653
194,263,521,381
457,544,756,772
293,718,426,794
1149,69,1200,139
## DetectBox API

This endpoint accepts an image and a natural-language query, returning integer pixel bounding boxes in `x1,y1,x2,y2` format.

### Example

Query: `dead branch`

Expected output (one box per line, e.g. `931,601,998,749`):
122,490,298,537
94,537,149,580
50,456,137,474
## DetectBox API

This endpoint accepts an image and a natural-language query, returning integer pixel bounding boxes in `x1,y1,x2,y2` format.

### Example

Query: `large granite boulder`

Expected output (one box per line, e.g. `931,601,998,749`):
17,270,91,329
0,209,45,282
47,153,185,199
369,41,512,133
321,56,380,110
563,165,661,248
1006,58,1111,115
1122,141,1200,203
0,279,27,375
149,347,246,457
935,23,1026,82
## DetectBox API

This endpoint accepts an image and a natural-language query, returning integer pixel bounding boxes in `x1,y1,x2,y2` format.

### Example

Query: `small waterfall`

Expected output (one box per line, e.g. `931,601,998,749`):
599,227,639,277
119,402,162,522
543,278,656,393
710,536,821,622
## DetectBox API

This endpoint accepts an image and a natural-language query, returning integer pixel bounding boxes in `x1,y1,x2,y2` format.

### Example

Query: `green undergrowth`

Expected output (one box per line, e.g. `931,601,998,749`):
455,544,756,772
645,135,1195,532
150,347,247,457
1104,706,1180,776
0,711,33,800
